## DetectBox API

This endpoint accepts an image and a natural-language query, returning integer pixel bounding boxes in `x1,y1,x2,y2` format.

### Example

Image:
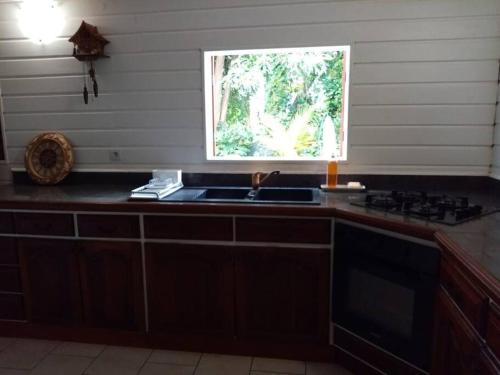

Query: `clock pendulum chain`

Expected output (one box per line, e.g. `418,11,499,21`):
89,61,99,98
82,62,89,104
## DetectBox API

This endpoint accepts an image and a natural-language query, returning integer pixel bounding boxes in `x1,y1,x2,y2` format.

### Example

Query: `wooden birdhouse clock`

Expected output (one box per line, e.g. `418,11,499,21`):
69,21,109,104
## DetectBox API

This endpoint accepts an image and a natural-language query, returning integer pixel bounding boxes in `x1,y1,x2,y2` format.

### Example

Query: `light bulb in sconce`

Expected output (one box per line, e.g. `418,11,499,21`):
18,0,65,44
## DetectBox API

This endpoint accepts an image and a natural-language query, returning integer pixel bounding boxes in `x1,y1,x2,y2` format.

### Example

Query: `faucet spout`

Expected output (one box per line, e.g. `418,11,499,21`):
252,170,280,190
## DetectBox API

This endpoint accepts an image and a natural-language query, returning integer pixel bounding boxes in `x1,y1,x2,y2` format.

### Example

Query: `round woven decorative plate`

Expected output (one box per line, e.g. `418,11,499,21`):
25,132,74,185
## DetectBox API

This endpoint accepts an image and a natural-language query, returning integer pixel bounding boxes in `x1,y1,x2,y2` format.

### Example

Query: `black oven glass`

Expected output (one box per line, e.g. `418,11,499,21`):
347,268,415,339
332,223,439,370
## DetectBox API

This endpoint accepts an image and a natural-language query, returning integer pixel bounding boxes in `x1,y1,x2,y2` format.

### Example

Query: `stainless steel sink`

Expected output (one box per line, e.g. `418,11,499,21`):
161,187,320,205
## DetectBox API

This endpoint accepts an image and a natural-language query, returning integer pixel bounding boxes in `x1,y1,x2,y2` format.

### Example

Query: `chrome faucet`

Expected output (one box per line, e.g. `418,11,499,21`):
251,170,280,190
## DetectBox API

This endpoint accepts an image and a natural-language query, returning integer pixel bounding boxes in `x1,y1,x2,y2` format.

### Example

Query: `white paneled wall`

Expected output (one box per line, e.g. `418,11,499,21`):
0,94,11,184
492,82,500,180
1,0,499,174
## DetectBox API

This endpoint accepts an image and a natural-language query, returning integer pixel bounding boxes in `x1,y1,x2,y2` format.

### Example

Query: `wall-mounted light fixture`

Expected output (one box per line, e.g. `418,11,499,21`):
18,0,65,44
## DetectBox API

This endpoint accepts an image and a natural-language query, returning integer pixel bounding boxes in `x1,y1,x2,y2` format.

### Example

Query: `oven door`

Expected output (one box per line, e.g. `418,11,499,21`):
332,223,438,370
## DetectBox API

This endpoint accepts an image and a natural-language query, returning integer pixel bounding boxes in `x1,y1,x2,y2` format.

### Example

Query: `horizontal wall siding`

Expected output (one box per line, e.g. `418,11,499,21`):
492,83,500,180
0,0,499,175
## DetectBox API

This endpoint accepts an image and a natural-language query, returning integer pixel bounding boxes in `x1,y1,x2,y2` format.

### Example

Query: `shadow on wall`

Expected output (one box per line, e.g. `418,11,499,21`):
0,165,11,185
0,116,11,185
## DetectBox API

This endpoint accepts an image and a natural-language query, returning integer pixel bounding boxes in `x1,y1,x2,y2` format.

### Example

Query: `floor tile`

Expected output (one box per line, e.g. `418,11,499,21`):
195,354,252,375
0,339,59,370
52,342,105,358
0,338,15,351
84,346,152,375
139,363,195,375
31,354,92,375
307,362,353,375
252,357,305,374
148,350,201,366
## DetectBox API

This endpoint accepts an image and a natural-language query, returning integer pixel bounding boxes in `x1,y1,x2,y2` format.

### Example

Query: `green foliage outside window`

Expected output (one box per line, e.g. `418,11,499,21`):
213,49,346,158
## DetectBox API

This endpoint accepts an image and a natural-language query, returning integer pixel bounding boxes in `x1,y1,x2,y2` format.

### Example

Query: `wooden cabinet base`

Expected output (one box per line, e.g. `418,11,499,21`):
0,321,335,363
0,321,147,348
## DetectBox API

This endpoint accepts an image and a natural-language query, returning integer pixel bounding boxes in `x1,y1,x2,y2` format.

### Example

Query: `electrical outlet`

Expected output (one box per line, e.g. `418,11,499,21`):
109,150,121,162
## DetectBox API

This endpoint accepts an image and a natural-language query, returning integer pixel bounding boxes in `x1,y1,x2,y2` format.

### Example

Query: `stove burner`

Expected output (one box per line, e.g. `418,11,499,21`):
352,191,493,225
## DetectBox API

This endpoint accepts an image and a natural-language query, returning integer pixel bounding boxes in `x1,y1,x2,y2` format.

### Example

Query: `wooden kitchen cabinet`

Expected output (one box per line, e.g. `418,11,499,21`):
478,350,500,375
0,213,14,234
234,246,330,344
440,255,488,335
146,243,234,336
0,237,18,264
14,213,74,236
18,239,82,325
432,287,483,375
79,241,145,331
0,294,24,321
486,302,500,360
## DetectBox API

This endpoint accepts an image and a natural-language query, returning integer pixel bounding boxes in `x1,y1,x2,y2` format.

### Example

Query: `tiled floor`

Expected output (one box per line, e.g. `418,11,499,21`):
0,338,353,375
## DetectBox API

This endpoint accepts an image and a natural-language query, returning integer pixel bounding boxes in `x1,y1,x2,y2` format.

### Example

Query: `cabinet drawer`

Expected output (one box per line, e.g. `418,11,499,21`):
78,214,140,238
14,213,74,236
235,217,331,244
0,238,17,264
0,293,25,321
486,302,500,359
440,257,488,334
144,215,233,241
0,213,14,234
0,266,22,293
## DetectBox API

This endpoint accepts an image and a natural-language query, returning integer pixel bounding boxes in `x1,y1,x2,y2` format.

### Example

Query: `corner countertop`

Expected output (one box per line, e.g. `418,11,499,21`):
0,182,499,290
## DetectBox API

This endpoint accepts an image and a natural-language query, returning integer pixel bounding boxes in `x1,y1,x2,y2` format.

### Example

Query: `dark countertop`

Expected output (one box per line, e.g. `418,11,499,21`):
0,180,499,285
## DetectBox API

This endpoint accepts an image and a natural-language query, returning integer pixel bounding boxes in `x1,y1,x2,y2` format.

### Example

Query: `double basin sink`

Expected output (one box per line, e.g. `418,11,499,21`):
161,187,321,205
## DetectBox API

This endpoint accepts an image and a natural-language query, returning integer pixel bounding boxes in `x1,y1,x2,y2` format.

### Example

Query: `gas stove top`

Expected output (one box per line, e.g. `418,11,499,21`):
351,191,499,225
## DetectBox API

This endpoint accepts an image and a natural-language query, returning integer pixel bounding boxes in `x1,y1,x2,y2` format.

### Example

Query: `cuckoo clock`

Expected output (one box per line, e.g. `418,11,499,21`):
69,21,109,104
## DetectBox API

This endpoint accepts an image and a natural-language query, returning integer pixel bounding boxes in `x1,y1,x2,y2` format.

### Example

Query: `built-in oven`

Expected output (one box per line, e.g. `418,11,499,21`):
332,221,440,371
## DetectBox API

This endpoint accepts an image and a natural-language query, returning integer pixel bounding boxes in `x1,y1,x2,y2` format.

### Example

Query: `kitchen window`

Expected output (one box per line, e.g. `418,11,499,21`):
204,46,350,161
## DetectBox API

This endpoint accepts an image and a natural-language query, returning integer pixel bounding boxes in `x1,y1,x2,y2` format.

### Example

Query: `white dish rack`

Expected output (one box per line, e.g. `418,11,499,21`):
130,170,183,200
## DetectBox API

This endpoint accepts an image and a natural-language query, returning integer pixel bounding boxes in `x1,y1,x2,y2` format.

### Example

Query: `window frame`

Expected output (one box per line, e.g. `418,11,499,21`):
203,45,351,162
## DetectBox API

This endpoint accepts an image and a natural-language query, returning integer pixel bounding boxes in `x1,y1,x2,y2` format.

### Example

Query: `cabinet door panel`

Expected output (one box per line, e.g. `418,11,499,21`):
18,239,82,325
0,213,14,234
0,294,25,321
441,256,488,334
0,238,17,263
79,241,145,331
0,266,22,292
235,246,329,343
486,302,500,360
146,243,234,336
478,350,500,375
432,287,483,375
